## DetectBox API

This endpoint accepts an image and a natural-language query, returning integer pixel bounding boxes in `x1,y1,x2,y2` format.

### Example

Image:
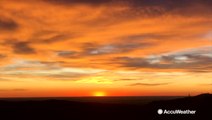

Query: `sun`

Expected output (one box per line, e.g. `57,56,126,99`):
93,91,107,97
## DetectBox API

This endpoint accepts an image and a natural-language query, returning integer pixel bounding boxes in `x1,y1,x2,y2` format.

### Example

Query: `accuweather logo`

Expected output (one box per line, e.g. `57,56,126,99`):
157,109,196,115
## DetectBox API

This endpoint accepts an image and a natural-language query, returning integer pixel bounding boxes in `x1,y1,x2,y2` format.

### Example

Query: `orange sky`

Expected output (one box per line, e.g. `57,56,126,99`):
0,0,211,97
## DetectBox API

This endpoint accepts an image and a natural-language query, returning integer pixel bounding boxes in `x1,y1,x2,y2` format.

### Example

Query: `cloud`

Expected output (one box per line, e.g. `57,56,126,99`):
43,0,113,6
0,77,12,82
0,54,6,59
115,78,141,81
43,73,90,81
128,82,169,86
0,17,18,31
56,51,78,58
38,34,69,44
118,33,175,42
56,42,151,59
44,0,212,17
33,33,75,44
43,0,212,7
115,46,212,72
205,32,212,41
82,42,151,55
0,89,27,92
0,0,211,96
10,42,36,54
0,59,105,81
200,83,212,86
0,59,59,71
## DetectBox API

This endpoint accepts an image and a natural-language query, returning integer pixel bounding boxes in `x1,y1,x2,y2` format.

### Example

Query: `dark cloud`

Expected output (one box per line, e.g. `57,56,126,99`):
0,18,18,31
128,82,169,86
43,0,114,5
11,42,36,54
44,0,212,6
44,0,212,17
1,40,36,54
131,0,212,17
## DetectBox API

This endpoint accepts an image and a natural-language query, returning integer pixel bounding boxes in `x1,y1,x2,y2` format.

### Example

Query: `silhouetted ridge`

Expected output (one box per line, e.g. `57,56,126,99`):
195,93,211,97
0,94,211,120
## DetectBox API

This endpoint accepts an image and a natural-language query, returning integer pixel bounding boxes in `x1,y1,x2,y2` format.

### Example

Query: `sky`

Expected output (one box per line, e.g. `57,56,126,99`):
0,0,211,97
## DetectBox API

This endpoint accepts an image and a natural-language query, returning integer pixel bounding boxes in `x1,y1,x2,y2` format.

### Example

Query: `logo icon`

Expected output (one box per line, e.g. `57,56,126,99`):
157,109,163,115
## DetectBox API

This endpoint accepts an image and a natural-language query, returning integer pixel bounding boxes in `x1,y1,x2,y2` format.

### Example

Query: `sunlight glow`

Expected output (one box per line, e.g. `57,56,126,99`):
93,91,107,97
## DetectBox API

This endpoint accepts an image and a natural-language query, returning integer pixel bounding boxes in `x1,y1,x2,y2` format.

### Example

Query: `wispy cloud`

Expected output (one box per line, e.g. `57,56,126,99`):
200,83,212,86
0,89,27,92
0,54,6,59
0,59,105,81
0,77,12,82
128,83,170,86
